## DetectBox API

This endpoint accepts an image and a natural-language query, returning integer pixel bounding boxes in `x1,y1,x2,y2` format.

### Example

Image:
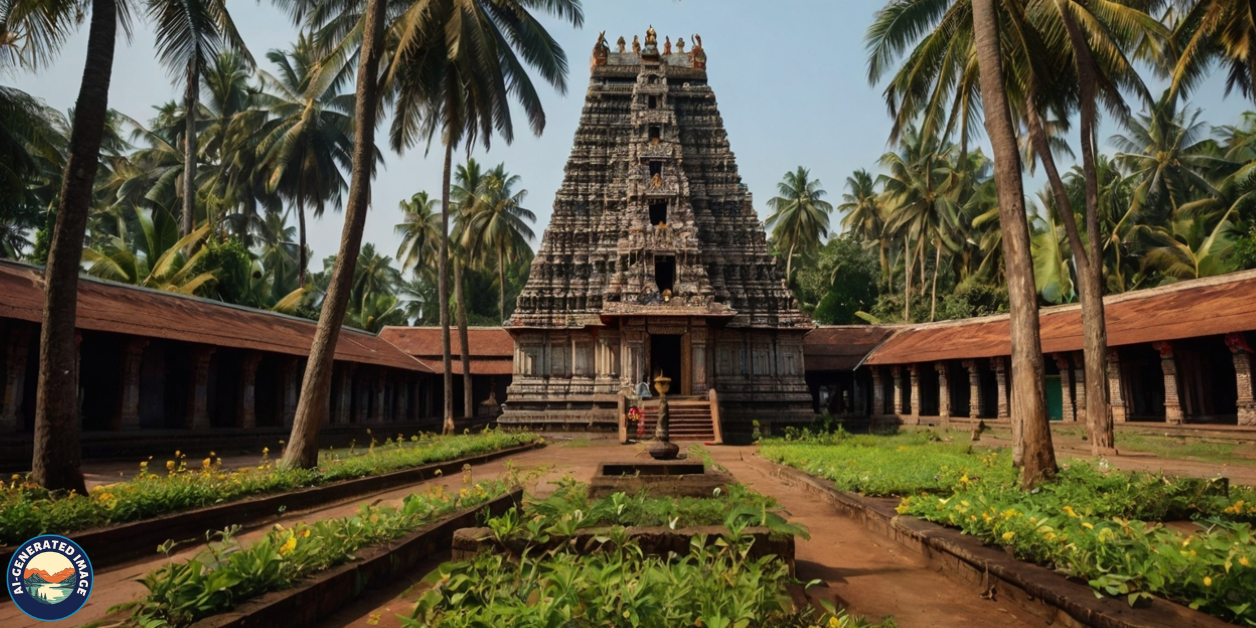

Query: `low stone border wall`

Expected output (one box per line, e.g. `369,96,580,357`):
189,489,522,628
451,524,795,572
0,441,543,576
767,459,1231,628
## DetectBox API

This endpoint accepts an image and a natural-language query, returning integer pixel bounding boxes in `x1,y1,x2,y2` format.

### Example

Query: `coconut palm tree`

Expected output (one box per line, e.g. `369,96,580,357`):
839,169,889,285
459,163,536,323
395,191,441,276
766,166,833,283
1167,0,1256,103
281,0,390,469
256,34,356,285
32,0,120,492
82,205,219,293
384,0,582,434
145,0,251,238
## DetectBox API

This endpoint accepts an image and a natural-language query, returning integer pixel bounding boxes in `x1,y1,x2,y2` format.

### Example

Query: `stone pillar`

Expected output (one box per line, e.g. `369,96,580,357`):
2,325,31,432
335,363,356,425
1053,354,1076,423
354,367,370,424
907,364,920,424
396,375,409,422
871,367,885,416
1072,351,1087,424
187,346,215,430
936,362,951,422
374,372,387,423
992,357,1010,419
237,353,262,429
1107,349,1127,423
1225,334,1255,426
893,366,908,415
116,338,149,430
963,359,981,418
279,357,299,428
1155,342,1183,425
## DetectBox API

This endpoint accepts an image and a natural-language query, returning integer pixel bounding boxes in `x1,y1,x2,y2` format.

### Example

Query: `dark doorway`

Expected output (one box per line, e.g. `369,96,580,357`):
650,334,683,390
648,95,658,109
655,256,675,292
649,161,662,176
649,202,667,226
649,126,660,141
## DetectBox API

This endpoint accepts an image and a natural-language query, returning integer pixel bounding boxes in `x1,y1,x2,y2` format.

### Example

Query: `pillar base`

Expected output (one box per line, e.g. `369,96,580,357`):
1165,407,1184,425
1238,404,1256,427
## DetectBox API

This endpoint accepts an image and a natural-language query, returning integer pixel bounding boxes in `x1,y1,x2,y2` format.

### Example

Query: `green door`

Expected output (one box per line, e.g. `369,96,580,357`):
1045,375,1063,421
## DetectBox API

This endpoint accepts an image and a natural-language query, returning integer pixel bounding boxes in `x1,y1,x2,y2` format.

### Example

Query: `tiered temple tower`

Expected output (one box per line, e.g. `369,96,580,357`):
501,28,813,439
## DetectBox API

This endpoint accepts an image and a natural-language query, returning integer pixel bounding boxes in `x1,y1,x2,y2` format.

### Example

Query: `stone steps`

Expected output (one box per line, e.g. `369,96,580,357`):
636,400,715,441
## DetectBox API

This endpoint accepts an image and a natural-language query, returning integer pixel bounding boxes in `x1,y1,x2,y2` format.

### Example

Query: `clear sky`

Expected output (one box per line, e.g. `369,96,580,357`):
12,0,1253,264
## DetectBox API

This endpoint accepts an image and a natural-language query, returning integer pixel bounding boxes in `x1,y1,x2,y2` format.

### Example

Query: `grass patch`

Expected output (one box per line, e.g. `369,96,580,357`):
0,430,539,546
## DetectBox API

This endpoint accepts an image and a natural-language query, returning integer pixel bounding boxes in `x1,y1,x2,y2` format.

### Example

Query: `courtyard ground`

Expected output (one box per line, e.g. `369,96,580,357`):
11,432,1251,627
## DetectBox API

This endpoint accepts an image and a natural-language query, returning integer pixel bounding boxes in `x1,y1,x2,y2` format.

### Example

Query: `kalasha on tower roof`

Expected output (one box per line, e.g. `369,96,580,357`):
507,28,810,330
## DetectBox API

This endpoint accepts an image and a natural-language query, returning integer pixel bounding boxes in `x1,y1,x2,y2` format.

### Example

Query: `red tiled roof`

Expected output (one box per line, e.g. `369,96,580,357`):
804,326,895,371
380,327,514,358
0,261,431,372
863,270,1256,365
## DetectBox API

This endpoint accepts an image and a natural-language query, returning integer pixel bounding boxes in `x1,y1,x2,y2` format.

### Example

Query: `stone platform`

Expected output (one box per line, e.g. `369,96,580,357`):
588,459,733,499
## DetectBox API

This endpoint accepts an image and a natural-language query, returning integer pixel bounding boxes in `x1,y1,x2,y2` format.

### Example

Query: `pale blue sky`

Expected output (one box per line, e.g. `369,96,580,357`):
11,0,1252,263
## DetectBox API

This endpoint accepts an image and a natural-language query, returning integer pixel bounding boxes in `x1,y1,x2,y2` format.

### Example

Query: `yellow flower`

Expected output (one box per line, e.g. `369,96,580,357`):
166,460,175,472
1002,531,1015,541
279,536,297,555
1082,522,1094,530
300,529,311,538
1203,576,1212,587
1240,557,1251,568
1063,506,1077,518
262,447,270,455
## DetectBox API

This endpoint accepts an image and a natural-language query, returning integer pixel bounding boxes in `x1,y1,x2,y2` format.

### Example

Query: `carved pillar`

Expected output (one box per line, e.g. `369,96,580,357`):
907,364,920,424
187,346,215,430
963,359,981,418
936,362,951,422
871,367,885,416
1107,349,1127,423
116,338,149,430
1053,354,1077,423
236,353,262,429
2,325,31,432
992,357,1010,419
1155,342,1183,424
353,367,370,423
1072,351,1087,424
1225,334,1256,426
691,328,709,396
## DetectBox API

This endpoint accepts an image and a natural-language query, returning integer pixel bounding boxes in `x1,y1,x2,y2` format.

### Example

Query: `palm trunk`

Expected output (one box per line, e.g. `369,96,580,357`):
498,241,507,324
1025,91,1112,455
972,0,1056,487
32,0,117,493
281,0,386,469
439,143,454,434
455,260,473,418
296,200,308,286
1057,4,1115,454
183,60,198,239
878,239,889,288
903,238,912,321
930,240,940,321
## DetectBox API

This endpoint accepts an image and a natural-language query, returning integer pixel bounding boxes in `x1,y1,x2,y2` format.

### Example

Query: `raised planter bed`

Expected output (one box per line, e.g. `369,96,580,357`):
188,489,522,628
451,524,795,572
767,458,1231,628
0,441,543,578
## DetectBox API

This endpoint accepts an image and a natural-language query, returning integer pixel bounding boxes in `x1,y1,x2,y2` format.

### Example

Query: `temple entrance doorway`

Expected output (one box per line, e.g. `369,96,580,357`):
650,334,683,394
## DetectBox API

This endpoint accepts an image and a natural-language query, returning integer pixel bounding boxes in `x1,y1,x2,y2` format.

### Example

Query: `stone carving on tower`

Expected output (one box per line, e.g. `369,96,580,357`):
501,28,814,439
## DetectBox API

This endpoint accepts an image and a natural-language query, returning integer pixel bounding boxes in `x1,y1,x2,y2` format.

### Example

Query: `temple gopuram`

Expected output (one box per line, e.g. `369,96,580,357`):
499,28,814,439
